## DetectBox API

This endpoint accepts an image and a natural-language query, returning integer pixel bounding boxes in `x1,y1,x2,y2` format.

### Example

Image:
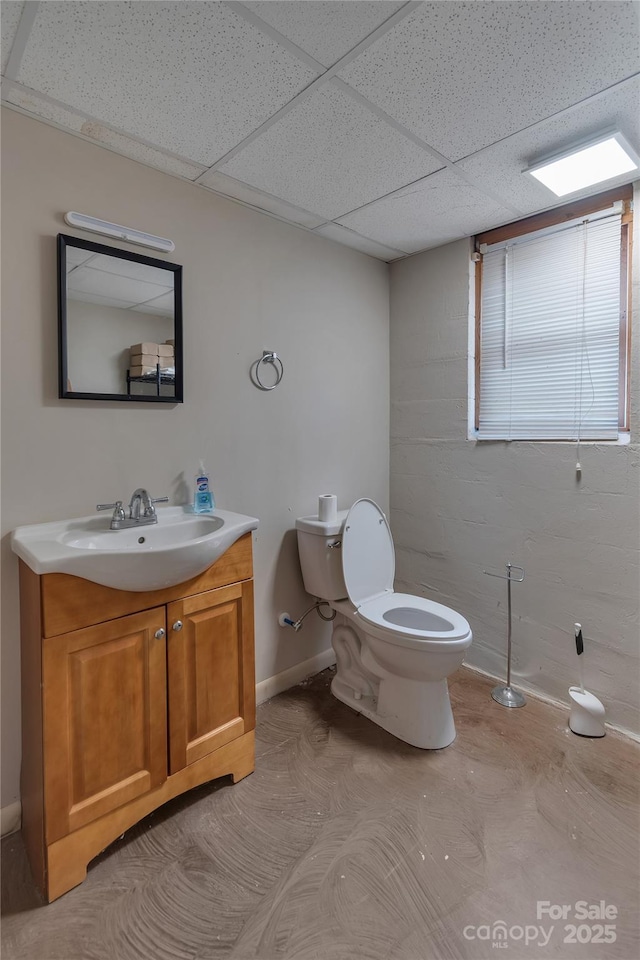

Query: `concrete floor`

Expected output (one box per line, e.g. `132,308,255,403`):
2,666,639,960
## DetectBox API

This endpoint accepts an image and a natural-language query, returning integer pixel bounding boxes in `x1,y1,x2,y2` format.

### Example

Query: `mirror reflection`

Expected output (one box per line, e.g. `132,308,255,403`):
58,235,183,402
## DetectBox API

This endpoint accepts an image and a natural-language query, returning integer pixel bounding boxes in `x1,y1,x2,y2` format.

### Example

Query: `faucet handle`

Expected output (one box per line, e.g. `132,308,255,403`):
96,501,125,520
143,496,168,518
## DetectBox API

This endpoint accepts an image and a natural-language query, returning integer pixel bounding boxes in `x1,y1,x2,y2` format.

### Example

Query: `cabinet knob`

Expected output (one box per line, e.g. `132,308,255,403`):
154,628,165,639
172,620,183,632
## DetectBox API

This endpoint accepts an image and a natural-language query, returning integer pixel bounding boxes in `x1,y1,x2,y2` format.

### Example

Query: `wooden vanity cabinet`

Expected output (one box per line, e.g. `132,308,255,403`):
43,607,169,844
167,580,255,773
19,533,256,902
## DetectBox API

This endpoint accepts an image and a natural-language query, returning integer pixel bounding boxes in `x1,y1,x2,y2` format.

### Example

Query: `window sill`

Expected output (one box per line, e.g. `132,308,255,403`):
470,432,631,445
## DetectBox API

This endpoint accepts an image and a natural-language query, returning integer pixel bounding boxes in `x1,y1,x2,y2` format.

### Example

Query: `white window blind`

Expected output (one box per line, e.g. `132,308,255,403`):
478,210,623,440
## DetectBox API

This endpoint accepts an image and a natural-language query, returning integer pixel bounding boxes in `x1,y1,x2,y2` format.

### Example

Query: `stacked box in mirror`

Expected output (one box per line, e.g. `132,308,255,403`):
129,341,174,378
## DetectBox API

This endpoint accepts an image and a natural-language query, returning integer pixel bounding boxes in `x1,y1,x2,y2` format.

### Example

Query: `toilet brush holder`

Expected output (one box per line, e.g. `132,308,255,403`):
568,687,605,738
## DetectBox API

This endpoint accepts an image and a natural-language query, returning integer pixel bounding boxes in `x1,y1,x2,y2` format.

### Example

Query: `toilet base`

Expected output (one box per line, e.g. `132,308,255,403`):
331,673,456,750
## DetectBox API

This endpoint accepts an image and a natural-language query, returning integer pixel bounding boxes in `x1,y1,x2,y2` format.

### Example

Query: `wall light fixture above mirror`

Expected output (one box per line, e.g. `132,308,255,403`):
58,234,183,403
64,212,175,252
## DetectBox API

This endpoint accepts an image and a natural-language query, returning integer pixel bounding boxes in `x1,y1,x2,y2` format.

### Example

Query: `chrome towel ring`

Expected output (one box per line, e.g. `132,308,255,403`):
252,350,284,390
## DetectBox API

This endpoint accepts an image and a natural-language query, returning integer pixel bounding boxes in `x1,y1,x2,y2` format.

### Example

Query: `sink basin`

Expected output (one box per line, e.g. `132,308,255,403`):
11,506,259,592
60,514,224,551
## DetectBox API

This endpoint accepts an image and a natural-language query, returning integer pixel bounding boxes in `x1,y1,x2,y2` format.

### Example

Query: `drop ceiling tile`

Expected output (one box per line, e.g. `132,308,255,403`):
133,292,174,317
199,170,327,228
240,1,405,67
16,1,319,166
218,82,444,220
456,77,640,215
67,289,133,309
87,256,173,288
1,0,24,73
68,265,164,304
312,222,406,261
338,1,640,161
337,169,515,254
65,247,95,270
3,84,207,180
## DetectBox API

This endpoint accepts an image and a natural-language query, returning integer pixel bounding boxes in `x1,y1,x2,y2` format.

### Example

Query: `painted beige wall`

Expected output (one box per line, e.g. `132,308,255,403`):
389,193,640,735
0,109,390,808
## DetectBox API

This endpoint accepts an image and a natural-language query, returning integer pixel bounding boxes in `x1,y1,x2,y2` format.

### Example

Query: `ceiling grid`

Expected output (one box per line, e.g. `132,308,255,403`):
1,0,638,260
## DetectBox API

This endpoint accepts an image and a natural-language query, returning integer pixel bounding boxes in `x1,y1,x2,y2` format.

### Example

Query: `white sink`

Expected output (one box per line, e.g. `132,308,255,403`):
11,506,259,592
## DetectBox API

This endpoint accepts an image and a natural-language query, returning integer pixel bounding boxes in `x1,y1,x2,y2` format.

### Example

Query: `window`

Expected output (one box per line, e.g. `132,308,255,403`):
474,186,632,440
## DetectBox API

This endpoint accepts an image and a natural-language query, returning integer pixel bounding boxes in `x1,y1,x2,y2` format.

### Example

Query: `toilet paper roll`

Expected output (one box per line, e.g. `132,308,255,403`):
318,494,338,523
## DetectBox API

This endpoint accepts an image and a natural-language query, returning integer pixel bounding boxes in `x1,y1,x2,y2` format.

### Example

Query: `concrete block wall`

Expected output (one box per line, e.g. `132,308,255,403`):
389,195,640,736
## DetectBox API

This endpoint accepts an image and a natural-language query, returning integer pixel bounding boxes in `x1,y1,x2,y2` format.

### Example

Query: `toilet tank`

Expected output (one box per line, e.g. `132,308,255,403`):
295,511,348,600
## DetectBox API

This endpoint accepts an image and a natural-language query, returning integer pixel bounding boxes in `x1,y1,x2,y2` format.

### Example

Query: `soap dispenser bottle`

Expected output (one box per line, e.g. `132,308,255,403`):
193,461,215,513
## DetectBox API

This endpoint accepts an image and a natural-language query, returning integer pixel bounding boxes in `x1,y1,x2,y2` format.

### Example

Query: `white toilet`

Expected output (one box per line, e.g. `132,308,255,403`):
296,499,472,749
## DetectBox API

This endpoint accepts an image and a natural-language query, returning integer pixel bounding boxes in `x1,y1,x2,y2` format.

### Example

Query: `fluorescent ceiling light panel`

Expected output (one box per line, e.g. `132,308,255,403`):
64,212,175,252
527,133,639,197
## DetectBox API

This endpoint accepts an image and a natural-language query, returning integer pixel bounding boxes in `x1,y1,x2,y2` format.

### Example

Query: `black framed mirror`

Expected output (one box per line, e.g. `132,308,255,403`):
58,234,183,402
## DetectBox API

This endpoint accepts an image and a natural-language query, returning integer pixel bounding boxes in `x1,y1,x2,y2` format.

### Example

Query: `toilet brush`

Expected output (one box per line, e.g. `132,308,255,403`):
568,624,605,737
575,623,585,694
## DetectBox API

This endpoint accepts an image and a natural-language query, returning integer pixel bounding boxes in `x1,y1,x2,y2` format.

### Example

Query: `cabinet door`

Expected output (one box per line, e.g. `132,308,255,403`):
167,580,255,774
43,608,167,842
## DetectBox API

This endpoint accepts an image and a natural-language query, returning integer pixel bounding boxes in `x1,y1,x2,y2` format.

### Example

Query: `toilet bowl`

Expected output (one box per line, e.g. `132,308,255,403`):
296,499,472,749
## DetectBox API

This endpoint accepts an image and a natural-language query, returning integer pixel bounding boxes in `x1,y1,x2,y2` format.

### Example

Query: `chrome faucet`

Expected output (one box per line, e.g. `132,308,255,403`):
97,488,169,529
129,488,156,521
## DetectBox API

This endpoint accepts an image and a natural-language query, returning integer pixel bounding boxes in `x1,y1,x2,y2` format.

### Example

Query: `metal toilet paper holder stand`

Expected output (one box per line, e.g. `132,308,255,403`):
484,562,526,708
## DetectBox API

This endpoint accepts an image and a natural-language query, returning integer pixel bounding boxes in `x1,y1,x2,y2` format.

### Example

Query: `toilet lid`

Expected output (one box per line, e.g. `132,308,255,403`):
342,499,394,608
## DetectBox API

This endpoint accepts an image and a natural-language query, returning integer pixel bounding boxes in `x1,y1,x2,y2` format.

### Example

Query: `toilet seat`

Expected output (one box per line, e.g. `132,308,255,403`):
357,593,472,651
342,499,471,651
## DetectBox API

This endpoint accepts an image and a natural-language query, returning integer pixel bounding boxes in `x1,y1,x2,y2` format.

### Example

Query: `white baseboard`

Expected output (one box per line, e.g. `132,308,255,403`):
1,800,21,837
256,648,336,705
